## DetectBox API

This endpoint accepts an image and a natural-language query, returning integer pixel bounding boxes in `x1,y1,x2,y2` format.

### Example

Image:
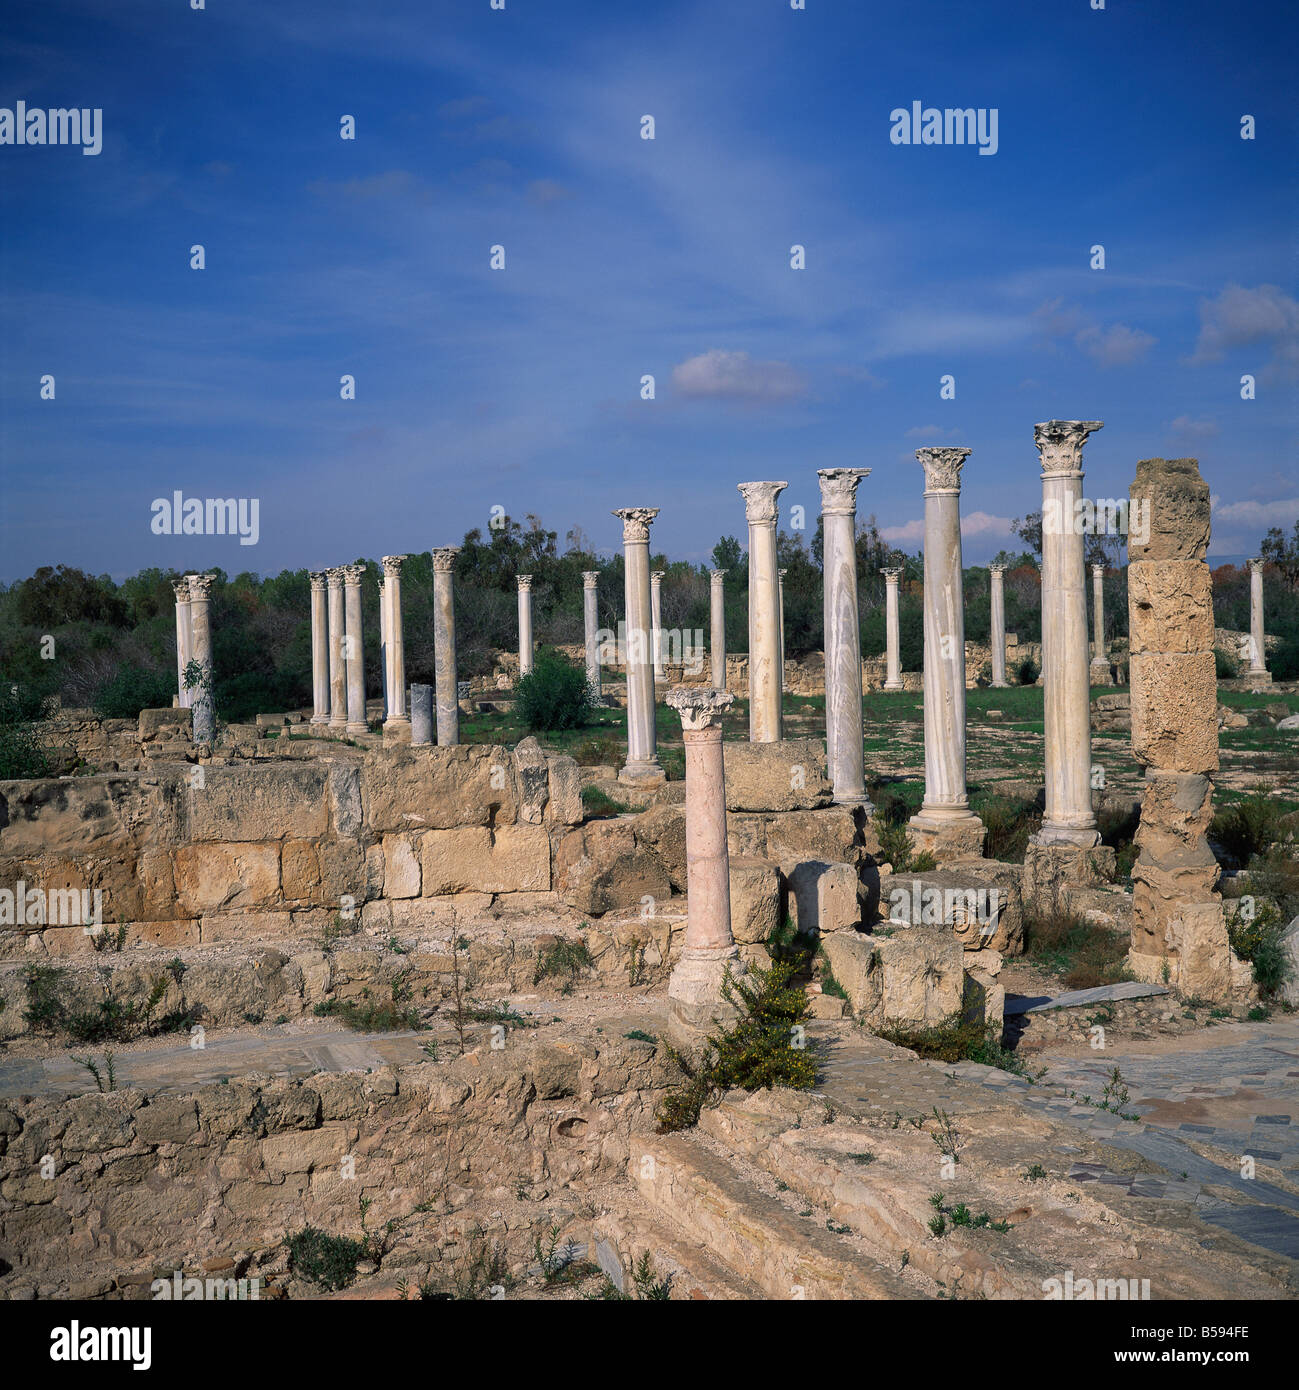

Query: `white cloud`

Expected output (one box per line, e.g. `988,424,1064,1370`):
1075,322,1157,367
881,511,1012,544
671,349,806,402
1211,496,1299,527
904,424,961,439
1190,283,1299,369
1169,415,1219,439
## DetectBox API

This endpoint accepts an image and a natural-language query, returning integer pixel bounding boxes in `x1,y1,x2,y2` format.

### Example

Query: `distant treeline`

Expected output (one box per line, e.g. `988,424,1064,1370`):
2,513,1296,725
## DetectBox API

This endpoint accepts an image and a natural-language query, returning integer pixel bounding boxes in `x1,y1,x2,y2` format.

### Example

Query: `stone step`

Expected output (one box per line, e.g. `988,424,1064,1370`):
631,1132,913,1300
591,1200,767,1300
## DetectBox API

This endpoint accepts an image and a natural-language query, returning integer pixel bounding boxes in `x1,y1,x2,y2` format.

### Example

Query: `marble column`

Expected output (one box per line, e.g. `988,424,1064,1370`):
1033,420,1103,847
1091,563,1111,682
907,449,983,855
517,575,534,678
882,567,903,691
382,555,410,732
582,571,601,698
433,547,461,746
665,686,744,1039
710,569,727,689
738,481,787,743
327,569,347,730
988,564,1008,688
309,571,330,723
1247,558,1269,679
409,685,433,745
173,578,193,708
377,576,390,719
341,564,367,735
187,574,215,745
818,468,871,807
650,570,665,681
614,507,663,783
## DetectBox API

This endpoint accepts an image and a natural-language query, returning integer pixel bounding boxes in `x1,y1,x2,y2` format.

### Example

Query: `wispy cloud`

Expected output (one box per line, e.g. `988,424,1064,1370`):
671,349,807,403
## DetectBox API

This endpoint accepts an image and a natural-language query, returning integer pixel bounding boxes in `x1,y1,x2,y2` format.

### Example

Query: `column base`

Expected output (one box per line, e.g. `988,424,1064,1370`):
1022,840,1117,916
346,721,369,736
833,791,875,814
618,758,666,787
882,680,904,692
1089,657,1113,686
383,716,412,745
906,807,986,861
310,714,328,725
329,719,347,732
1246,668,1272,686
1032,821,1101,850
666,945,747,1053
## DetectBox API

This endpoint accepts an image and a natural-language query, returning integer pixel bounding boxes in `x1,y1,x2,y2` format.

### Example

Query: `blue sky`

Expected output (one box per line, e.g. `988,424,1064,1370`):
1,0,1295,582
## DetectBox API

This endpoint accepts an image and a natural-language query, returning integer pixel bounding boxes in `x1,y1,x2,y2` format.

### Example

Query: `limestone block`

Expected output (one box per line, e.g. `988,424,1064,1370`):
728,856,781,945
137,707,191,742
783,859,861,936
420,824,551,896
1280,917,1299,1009
722,738,833,812
582,914,678,984
1128,561,1215,655
962,967,1005,1028
633,804,687,891
132,1096,199,1145
0,776,137,857
1161,901,1255,1002
725,813,770,860
1021,842,1116,916
1128,457,1211,563
173,842,281,914
512,738,551,824
544,755,584,827
1130,651,1218,772
361,744,519,833
261,1123,352,1176
184,764,331,842
316,839,367,908
881,864,1023,955
199,910,294,944
382,833,422,899
820,926,964,1029
765,806,867,865
280,840,321,901
553,820,671,915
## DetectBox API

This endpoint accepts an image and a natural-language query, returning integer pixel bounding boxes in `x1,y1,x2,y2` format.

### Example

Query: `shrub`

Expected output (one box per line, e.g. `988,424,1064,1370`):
1214,646,1240,679
0,719,51,779
1210,790,1282,869
514,647,593,733
973,795,1040,864
1016,656,1039,685
1023,908,1130,990
93,662,174,720
1228,901,1293,998
655,960,817,1132
286,1226,369,1290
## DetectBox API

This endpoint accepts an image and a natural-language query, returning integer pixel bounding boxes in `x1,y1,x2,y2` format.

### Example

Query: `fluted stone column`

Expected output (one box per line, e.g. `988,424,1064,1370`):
1033,420,1103,848
738,481,787,743
988,564,1008,688
650,570,665,680
582,571,601,698
341,564,367,735
908,450,983,857
882,568,903,691
382,555,410,734
614,508,663,784
377,577,389,719
517,575,534,678
777,568,788,694
818,468,871,807
187,574,215,745
1247,558,1269,681
173,579,193,708
710,569,727,688
1091,563,1112,684
666,686,744,1041
327,570,347,730
309,572,330,723
433,547,461,746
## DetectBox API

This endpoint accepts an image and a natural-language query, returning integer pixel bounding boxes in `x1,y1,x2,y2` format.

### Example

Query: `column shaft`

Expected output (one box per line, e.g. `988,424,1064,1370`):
614,509,662,782
1248,560,1268,675
382,556,409,728
883,569,903,690
433,548,461,745
342,565,367,734
173,581,193,708
309,573,330,722
739,482,787,743
582,572,601,697
710,570,727,688
989,566,1008,688
819,468,870,805
327,572,347,730
187,574,215,744
651,571,665,680
517,577,534,677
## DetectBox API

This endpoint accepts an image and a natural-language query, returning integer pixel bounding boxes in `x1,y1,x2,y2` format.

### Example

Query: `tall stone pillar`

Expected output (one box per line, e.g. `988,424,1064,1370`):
650,570,665,680
1033,420,1102,848
818,468,871,807
1126,457,1252,1002
777,568,788,693
341,564,367,735
517,575,534,678
710,569,727,689
738,481,787,743
432,547,461,746
582,571,601,698
1247,558,1270,681
907,450,983,858
614,508,664,785
187,574,215,745
988,564,1008,688
382,555,410,735
1091,563,1112,684
327,570,347,731
882,567,903,691
377,576,390,719
665,686,744,1042
173,578,193,708
309,572,330,723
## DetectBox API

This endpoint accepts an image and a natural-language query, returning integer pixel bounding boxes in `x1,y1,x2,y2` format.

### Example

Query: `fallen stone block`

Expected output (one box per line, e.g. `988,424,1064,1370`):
722,738,832,813
820,926,964,1029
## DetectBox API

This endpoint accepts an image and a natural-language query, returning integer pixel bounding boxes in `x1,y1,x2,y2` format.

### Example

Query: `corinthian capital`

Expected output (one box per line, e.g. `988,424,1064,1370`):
308,571,328,592
988,563,1007,577
817,467,871,516
517,574,533,592
381,554,409,578
1248,556,1264,575
1033,419,1103,476
666,685,734,732
710,568,727,583
340,564,366,586
172,578,191,602
915,447,971,493
187,573,214,601
326,568,344,588
737,481,788,525
613,507,659,543
881,567,902,583
582,570,599,588
432,547,461,573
